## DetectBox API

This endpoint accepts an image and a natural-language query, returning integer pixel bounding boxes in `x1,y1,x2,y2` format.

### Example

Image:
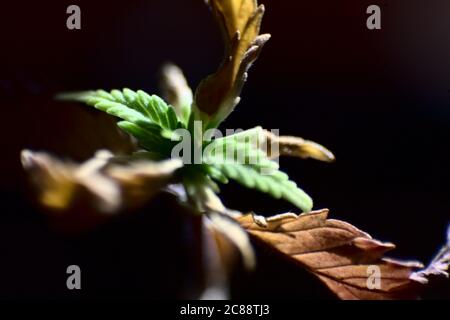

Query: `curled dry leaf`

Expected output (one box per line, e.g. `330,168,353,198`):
168,183,256,273
411,224,450,284
200,215,241,300
216,126,335,163
159,63,193,124
195,0,271,128
208,211,256,270
21,149,182,223
21,149,119,213
106,156,184,210
236,209,438,300
263,129,335,163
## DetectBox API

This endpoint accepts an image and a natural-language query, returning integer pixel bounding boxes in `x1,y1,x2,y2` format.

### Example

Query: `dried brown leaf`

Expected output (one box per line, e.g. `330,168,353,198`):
237,209,432,299
21,149,119,213
263,129,335,162
21,149,182,215
195,0,270,127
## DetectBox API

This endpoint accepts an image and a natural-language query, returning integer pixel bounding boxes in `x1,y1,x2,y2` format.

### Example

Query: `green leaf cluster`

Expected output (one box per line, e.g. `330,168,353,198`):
60,89,313,212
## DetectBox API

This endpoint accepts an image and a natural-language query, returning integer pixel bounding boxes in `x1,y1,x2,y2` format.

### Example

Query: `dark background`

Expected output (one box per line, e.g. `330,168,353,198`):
0,0,449,298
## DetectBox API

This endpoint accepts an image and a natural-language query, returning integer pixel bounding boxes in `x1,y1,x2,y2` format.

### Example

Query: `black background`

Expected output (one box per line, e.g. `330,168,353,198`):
0,0,449,299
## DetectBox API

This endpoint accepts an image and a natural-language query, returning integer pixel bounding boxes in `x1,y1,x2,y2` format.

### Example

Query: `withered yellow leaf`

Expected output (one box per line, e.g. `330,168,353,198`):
237,209,435,300
207,0,258,40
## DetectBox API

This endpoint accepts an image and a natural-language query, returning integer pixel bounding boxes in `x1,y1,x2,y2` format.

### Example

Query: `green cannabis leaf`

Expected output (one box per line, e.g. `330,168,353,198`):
204,130,313,212
58,89,182,157
213,162,312,212
59,87,314,213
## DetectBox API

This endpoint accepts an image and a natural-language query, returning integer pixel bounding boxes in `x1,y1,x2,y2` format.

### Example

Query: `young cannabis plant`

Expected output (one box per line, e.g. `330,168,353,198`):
55,0,335,215
20,1,450,299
